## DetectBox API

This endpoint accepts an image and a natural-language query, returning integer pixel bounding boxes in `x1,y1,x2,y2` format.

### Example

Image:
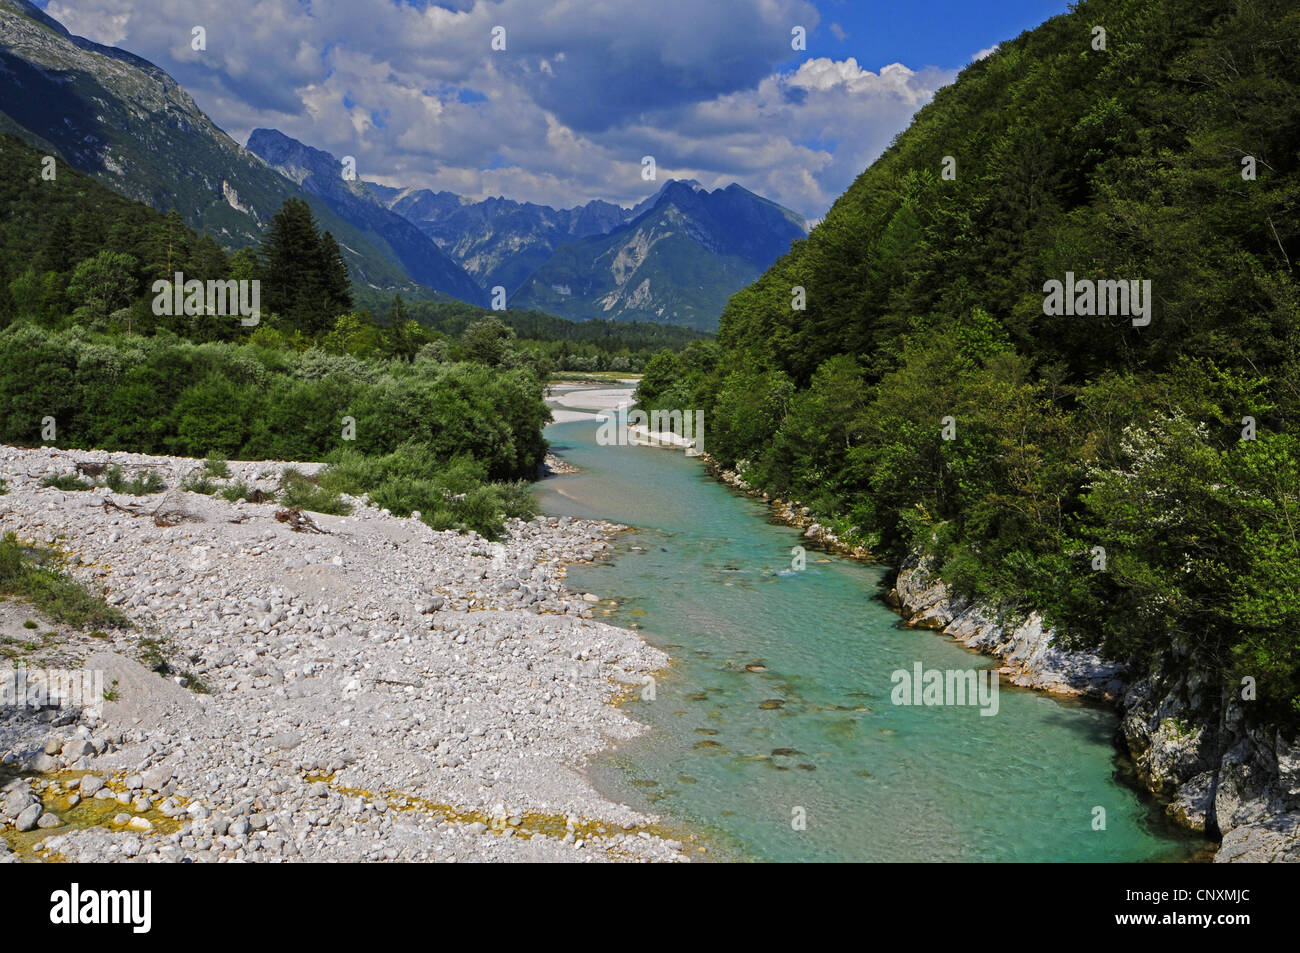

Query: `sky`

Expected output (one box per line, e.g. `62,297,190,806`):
37,0,1070,220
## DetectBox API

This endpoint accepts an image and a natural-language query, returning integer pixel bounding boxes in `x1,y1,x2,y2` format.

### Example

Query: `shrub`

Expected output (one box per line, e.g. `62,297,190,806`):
180,470,219,494
203,454,230,478
41,473,93,491
105,466,166,495
219,479,263,503
278,468,350,515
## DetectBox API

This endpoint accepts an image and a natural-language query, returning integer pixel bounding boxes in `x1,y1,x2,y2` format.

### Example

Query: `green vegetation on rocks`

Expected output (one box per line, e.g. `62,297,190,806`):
0,532,128,630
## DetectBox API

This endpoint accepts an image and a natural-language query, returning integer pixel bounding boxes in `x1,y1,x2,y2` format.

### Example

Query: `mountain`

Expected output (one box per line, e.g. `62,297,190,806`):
246,129,484,305
0,0,806,324
241,121,807,329
368,175,806,330
369,185,633,294
0,0,424,295
510,180,808,331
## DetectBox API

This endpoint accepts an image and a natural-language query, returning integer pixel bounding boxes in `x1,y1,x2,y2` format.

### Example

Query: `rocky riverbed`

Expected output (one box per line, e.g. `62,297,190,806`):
0,444,694,863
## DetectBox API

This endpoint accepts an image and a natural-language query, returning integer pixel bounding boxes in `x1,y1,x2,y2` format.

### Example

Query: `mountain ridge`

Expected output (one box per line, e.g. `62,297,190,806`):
246,128,485,304
0,0,426,295
510,178,807,330
251,123,808,330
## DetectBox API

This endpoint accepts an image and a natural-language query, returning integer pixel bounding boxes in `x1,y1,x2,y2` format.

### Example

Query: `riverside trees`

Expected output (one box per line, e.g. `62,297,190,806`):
637,0,1300,724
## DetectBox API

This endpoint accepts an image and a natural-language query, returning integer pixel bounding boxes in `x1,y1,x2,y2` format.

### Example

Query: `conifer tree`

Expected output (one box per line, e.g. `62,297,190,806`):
257,200,354,336
317,230,353,317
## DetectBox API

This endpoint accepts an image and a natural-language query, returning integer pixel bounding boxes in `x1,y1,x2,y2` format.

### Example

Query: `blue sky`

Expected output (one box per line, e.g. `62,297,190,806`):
797,0,1069,71
39,0,1071,218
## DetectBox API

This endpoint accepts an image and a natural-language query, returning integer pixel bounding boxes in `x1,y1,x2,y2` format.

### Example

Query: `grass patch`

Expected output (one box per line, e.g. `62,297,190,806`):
0,533,130,630
104,466,166,495
138,636,168,673
41,474,93,491
136,635,209,694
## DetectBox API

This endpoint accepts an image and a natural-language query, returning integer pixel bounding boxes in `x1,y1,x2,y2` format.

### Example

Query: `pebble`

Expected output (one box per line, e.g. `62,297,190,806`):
0,442,685,865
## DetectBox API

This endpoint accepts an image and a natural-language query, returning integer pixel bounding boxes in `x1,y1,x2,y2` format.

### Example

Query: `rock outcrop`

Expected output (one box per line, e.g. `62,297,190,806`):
891,554,1126,699
890,552,1300,862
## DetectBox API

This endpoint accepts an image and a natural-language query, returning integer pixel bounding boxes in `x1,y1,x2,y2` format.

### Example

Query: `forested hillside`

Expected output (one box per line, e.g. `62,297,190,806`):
0,134,551,538
639,0,1300,724
0,0,431,295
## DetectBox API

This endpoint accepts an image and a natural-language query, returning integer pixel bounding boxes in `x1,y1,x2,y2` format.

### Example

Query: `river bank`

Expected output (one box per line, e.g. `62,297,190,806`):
538,387,1207,861
697,449,1299,862
0,441,695,863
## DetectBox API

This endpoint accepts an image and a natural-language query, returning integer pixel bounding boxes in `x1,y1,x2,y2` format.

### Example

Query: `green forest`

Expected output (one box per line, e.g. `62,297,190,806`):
638,0,1300,725
0,133,570,538
360,294,709,374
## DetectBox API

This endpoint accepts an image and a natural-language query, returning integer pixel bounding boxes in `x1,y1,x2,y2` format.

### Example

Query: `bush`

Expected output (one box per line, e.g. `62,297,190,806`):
203,454,230,478
105,465,166,495
317,447,535,539
41,473,93,491
219,479,261,503
278,468,350,515
180,469,219,495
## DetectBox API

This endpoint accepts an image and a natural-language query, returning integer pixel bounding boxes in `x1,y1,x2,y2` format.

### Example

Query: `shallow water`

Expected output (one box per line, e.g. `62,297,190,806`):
536,410,1205,862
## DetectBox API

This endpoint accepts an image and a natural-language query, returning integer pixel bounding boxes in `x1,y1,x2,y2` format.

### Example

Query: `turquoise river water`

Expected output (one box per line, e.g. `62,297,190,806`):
536,407,1207,862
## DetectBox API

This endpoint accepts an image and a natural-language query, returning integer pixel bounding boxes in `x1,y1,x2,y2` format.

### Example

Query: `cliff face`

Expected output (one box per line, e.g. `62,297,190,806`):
891,555,1126,699
890,554,1300,862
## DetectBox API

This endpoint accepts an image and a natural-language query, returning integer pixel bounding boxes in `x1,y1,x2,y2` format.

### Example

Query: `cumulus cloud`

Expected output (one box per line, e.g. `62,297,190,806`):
37,0,955,218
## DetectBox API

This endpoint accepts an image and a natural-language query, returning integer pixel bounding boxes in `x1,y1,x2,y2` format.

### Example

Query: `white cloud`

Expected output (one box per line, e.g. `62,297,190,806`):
35,0,955,218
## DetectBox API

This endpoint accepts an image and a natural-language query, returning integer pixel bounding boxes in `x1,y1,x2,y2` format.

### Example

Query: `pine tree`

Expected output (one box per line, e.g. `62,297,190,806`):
317,230,353,317
258,200,353,337
389,294,408,325
259,198,324,334
34,210,74,274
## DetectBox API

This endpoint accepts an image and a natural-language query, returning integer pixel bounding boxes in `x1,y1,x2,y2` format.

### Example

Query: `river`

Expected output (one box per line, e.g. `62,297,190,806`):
535,385,1205,862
